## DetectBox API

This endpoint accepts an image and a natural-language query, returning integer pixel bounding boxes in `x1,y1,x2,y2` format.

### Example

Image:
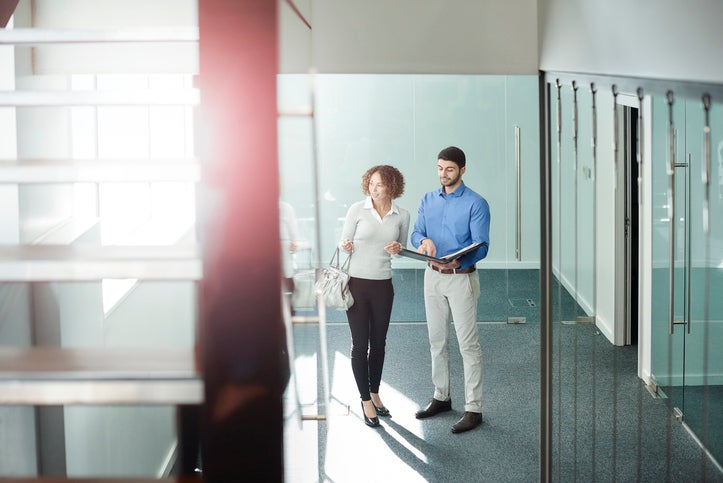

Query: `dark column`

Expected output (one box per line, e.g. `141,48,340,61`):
197,1,284,481
539,74,552,483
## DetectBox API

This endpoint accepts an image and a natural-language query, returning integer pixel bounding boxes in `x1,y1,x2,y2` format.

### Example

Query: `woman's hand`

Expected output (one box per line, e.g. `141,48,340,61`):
384,241,402,254
341,239,354,252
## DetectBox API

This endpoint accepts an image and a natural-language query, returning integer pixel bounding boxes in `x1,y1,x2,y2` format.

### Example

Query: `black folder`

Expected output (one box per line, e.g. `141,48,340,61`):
397,241,486,263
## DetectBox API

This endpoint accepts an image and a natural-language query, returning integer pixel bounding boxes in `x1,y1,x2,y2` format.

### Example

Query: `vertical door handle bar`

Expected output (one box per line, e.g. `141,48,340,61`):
572,81,580,311
666,91,676,335
556,79,562,165
637,88,645,207
685,153,692,334
695,94,712,335
591,83,598,317
515,125,522,261
702,94,711,236
612,86,619,191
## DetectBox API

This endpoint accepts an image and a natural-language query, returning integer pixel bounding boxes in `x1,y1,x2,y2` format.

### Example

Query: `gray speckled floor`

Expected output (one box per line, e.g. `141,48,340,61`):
284,318,722,482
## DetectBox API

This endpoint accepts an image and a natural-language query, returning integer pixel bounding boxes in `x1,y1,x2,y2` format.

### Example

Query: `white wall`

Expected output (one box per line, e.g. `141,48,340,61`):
281,1,723,98
594,88,617,343
538,0,723,84
281,0,539,74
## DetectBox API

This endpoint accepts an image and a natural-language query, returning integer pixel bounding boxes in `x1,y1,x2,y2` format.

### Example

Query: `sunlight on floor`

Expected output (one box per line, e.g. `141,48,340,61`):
284,348,435,482
322,350,429,483
284,352,319,482
294,353,319,411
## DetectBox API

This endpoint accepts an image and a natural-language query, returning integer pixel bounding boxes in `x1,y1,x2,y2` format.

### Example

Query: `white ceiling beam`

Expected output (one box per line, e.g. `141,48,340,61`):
0,27,199,44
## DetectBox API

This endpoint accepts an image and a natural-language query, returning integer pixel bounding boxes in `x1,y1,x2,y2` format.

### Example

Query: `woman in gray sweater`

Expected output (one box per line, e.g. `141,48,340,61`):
340,165,410,428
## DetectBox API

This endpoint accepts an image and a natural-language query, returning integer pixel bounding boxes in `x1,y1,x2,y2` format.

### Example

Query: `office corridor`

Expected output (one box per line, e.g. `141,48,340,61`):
284,271,722,482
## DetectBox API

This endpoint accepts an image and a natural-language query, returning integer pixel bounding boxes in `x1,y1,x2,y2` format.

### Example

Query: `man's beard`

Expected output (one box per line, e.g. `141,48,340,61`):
440,174,460,186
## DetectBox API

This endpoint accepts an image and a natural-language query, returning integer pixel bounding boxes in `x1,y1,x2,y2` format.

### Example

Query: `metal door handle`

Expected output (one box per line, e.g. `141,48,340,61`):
666,92,675,335
515,126,522,261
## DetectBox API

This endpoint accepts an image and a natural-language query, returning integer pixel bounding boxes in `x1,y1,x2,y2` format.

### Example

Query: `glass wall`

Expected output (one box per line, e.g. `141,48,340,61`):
548,80,603,481
550,82,598,326
650,94,723,467
545,75,723,480
280,70,723,481
279,74,541,480
278,74,540,324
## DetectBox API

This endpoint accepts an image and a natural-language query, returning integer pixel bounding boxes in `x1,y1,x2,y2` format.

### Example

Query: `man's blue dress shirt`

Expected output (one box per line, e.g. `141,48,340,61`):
411,181,490,270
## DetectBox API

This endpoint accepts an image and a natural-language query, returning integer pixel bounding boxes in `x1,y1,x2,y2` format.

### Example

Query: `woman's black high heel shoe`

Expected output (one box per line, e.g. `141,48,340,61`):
361,401,380,427
373,403,391,417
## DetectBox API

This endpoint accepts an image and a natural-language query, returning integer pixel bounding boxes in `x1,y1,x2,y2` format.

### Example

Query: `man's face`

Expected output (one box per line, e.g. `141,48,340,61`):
437,159,464,188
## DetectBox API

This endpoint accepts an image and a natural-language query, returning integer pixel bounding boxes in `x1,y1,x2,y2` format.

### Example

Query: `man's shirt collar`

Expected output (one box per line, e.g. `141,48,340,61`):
437,181,467,197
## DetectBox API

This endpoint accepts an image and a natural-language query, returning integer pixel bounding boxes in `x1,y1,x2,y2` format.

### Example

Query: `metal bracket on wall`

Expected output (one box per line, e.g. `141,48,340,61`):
673,407,684,421
291,316,320,325
507,316,526,324
646,383,660,399
645,377,667,399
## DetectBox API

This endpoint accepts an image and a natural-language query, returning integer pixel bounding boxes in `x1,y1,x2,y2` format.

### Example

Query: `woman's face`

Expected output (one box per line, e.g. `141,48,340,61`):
368,172,391,203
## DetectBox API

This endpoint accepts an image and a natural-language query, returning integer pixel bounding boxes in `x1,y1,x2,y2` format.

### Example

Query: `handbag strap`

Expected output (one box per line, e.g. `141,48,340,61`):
330,246,352,273
339,250,352,273
329,247,341,267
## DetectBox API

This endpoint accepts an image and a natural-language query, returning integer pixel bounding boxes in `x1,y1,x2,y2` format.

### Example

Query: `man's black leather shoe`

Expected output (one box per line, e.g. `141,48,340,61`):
415,398,452,419
451,411,483,433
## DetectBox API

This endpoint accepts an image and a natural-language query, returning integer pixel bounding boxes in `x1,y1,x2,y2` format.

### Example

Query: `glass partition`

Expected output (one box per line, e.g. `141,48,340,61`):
546,74,723,480
650,94,723,466
279,74,540,324
549,80,603,481
279,74,541,481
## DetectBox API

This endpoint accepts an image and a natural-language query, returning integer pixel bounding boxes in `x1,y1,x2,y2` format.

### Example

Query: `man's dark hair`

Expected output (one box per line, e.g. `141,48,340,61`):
437,146,466,168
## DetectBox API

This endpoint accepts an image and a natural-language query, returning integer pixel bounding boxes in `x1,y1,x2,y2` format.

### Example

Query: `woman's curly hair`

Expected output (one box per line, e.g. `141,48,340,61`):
361,165,405,199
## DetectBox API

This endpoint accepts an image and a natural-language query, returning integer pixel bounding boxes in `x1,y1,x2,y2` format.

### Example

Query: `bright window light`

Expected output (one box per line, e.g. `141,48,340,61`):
78,73,197,315
323,350,428,482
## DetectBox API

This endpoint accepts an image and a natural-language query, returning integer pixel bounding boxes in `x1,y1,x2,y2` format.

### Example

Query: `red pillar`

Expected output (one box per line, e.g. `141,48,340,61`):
198,0,283,480
0,0,19,27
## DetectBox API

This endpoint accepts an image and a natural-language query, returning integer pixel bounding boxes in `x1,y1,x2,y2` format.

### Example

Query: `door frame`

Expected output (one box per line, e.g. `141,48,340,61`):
614,93,642,346
634,95,654,383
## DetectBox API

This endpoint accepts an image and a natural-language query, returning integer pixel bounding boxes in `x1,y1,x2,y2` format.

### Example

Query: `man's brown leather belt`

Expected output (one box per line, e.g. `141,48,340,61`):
428,264,476,275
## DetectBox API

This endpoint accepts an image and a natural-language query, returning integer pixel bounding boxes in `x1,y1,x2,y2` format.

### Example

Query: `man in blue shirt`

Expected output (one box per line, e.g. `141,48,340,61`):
410,146,490,433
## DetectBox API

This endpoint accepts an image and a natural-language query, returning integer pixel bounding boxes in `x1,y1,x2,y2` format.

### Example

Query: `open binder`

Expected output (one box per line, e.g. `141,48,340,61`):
397,241,486,264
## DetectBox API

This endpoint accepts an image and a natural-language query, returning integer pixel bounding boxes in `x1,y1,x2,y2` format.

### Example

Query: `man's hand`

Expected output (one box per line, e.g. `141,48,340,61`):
418,238,436,257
